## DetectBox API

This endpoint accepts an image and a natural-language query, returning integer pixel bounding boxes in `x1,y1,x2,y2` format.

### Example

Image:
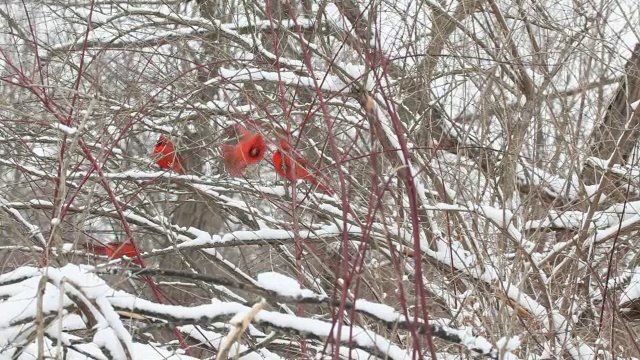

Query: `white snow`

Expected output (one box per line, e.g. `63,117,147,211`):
620,267,640,305
496,336,522,356
51,122,78,136
179,325,276,360
256,272,316,298
354,299,402,323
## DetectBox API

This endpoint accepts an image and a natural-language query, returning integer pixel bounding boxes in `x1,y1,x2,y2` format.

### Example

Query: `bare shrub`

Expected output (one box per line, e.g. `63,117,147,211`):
0,0,640,358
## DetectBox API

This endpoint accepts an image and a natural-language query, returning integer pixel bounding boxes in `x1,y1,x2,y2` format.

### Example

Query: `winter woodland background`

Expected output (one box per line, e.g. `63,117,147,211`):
1,0,640,358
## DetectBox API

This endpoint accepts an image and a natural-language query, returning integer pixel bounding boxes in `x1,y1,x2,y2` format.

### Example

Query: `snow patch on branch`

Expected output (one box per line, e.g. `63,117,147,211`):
51,122,78,135
256,272,315,298
620,267,640,305
526,200,640,231
217,67,346,93
515,160,579,201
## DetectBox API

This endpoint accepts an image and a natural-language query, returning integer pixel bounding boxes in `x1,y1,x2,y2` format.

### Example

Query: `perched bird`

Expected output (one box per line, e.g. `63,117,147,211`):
221,126,266,176
86,241,141,264
153,135,185,174
272,139,332,195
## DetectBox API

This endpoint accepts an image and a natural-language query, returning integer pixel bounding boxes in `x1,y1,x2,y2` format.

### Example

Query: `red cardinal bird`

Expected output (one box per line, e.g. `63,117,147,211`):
221,126,266,176
272,139,333,195
153,135,185,174
86,241,142,264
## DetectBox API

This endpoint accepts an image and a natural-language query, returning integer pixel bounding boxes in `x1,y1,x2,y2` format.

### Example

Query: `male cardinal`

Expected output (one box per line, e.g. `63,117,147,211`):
153,135,185,174
86,241,142,264
221,126,266,176
272,139,332,195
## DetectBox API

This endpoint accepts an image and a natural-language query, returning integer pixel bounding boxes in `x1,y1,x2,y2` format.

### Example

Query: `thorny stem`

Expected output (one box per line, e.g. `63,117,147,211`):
286,17,357,360
263,1,309,357
367,87,439,360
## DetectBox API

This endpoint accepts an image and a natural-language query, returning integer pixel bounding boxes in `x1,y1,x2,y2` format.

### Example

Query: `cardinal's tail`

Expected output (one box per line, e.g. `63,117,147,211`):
84,243,109,255
221,144,235,161
221,144,249,176
307,175,334,195
172,156,186,174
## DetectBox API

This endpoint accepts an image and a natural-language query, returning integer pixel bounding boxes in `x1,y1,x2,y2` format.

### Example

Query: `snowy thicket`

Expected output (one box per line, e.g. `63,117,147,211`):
0,0,639,358
0,265,517,359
